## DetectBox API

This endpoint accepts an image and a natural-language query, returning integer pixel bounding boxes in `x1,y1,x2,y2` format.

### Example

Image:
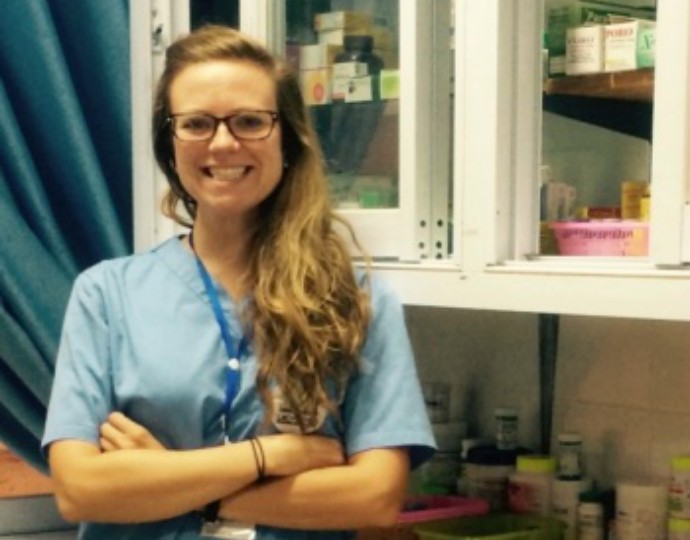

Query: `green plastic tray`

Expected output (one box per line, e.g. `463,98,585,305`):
413,513,564,540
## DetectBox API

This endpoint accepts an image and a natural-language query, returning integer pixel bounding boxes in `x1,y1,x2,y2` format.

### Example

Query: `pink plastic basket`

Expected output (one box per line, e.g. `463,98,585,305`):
549,220,649,256
398,496,490,524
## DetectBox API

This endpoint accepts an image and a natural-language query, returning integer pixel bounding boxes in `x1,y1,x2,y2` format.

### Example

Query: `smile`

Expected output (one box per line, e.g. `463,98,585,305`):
204,166,250,182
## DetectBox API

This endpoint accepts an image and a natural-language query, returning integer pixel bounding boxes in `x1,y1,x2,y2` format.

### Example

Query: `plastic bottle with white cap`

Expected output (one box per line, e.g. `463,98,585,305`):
670,455,690,519
616,479,667,540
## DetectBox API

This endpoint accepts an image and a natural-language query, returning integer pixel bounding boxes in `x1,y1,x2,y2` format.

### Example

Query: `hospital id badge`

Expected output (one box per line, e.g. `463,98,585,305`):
201,519,256,539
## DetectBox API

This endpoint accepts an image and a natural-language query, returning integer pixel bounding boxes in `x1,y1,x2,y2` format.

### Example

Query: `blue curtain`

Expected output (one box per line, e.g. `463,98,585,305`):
0,0,131,471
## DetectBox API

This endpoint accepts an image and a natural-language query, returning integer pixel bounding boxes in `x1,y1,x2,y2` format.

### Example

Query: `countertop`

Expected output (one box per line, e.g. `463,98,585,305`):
0,532,76,540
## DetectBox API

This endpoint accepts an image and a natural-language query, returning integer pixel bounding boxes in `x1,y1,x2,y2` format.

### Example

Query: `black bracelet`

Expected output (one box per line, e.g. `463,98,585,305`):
202,499,220,523
249,438,265,482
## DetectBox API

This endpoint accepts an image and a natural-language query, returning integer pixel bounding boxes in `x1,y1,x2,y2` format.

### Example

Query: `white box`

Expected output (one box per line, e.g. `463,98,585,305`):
298,43,342,70
344,77,374,103
546,1,655,76
333,61,368,79
318,28,347,46
314,11,371,32
565,25,605,75
604,18,655,72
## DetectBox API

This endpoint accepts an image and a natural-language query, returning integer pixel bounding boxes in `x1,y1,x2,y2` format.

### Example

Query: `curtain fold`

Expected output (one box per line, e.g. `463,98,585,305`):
0,0,131,469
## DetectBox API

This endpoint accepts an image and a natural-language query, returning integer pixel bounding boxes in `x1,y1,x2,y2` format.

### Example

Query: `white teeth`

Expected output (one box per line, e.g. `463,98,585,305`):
209,166,247,181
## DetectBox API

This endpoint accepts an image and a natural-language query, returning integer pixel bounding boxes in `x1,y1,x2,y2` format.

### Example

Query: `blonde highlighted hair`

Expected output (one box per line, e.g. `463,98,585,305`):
152,25,371,431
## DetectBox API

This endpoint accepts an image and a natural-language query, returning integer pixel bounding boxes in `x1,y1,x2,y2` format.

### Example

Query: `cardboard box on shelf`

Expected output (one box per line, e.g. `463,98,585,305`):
314,11,372,33
565,24,605,75
344,76,376,103
299,69,332,106
604,17,655,72
299,43,343,70
318,28,348,46
333,61,368,79
546,1,655,76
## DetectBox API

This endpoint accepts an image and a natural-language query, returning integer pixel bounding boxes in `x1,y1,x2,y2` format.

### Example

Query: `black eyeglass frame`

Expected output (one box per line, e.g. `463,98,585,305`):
167,110,280,142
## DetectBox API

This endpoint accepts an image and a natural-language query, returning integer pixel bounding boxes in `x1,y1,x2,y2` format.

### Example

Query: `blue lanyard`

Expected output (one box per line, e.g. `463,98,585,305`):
188,232,248,427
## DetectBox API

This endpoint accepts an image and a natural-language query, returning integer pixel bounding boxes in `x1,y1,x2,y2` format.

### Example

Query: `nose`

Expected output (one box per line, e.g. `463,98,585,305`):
209,121,240,150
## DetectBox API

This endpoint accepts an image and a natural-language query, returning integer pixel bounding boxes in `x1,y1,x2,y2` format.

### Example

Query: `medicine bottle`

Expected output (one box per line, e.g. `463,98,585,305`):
670,455,690,518
552,476,592,539
556,432,583,480
494,407,518,451
465,443,519,512
616,479,666,540
669,517,690,540
508,454,556,516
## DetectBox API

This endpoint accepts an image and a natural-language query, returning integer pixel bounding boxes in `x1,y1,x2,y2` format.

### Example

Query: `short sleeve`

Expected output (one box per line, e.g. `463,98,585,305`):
42,266,115,453
341,276,436,469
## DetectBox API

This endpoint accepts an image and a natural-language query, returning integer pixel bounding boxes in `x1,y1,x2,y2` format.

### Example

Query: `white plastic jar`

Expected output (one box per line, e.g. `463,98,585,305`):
508,455,556,516
616,479,666,540
551,476,593,539
577,499,605,540
670,456,690,518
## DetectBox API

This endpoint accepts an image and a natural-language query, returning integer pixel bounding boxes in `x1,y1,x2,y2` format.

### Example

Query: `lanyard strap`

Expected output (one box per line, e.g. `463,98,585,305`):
189,232,248,420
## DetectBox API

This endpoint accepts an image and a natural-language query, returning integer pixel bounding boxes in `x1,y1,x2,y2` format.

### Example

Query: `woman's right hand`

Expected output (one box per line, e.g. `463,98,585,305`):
259,433,345,477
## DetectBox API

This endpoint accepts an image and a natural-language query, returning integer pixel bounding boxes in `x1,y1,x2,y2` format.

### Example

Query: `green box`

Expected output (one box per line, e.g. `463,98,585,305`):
379,69,400,100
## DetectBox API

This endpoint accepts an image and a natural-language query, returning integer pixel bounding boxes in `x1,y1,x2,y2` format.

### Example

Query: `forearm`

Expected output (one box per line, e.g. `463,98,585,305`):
50,441,257,523
220,448,409,530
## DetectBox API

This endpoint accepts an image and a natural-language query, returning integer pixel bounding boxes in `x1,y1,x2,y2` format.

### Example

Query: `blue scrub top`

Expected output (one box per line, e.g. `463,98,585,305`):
42,236,436,540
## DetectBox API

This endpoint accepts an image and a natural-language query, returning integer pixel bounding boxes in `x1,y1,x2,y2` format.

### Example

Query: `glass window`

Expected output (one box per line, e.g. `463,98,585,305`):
540,0,656,259
284,1,400,210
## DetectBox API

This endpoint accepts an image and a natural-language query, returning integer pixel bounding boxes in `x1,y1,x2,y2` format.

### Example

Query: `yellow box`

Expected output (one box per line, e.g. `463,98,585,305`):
621,180,649,219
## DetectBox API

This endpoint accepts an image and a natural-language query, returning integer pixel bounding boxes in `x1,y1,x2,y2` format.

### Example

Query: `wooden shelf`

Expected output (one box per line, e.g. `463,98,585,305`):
543,68,654,102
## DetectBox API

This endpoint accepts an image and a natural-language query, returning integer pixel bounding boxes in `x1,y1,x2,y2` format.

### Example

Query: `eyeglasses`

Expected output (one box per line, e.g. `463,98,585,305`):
168,110,279,142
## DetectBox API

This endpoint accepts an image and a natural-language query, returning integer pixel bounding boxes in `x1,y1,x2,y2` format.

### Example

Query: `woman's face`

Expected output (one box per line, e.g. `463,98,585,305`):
169,59,283,224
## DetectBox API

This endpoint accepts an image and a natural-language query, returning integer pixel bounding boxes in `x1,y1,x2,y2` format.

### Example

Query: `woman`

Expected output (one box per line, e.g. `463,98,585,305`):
42,25,435,539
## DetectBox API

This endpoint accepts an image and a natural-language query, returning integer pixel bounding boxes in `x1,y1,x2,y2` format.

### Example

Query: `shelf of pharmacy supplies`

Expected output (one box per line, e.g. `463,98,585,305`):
542,69,654,139
543,68,654,102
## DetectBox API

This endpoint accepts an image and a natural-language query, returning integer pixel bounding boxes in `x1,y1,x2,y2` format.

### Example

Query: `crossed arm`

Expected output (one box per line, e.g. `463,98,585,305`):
48,412,410,530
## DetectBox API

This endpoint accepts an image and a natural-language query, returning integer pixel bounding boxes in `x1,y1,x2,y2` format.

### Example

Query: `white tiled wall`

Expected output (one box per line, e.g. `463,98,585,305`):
405,306,690,490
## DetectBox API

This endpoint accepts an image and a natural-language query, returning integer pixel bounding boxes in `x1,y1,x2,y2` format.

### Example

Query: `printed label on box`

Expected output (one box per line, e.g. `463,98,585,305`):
333,62,368,79
604,19,655,72
565,25,604,75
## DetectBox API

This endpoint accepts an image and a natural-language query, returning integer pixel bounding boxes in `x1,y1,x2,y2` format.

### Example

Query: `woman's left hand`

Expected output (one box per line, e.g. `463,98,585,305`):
99,411,166,452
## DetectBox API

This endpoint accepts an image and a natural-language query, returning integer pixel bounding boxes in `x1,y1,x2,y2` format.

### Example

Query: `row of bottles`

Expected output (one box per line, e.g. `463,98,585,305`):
413,404,690,539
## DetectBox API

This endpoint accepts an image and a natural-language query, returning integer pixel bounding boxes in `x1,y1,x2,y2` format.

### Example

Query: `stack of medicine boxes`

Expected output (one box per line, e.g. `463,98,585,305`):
545,1,655,77
297,10,397,106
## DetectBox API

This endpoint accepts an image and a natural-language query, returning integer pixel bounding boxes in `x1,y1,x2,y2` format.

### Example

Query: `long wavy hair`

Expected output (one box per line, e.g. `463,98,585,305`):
152,25,371,431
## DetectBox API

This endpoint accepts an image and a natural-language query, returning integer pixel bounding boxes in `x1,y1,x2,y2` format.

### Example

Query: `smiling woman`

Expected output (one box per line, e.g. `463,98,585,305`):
42,25,435,540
